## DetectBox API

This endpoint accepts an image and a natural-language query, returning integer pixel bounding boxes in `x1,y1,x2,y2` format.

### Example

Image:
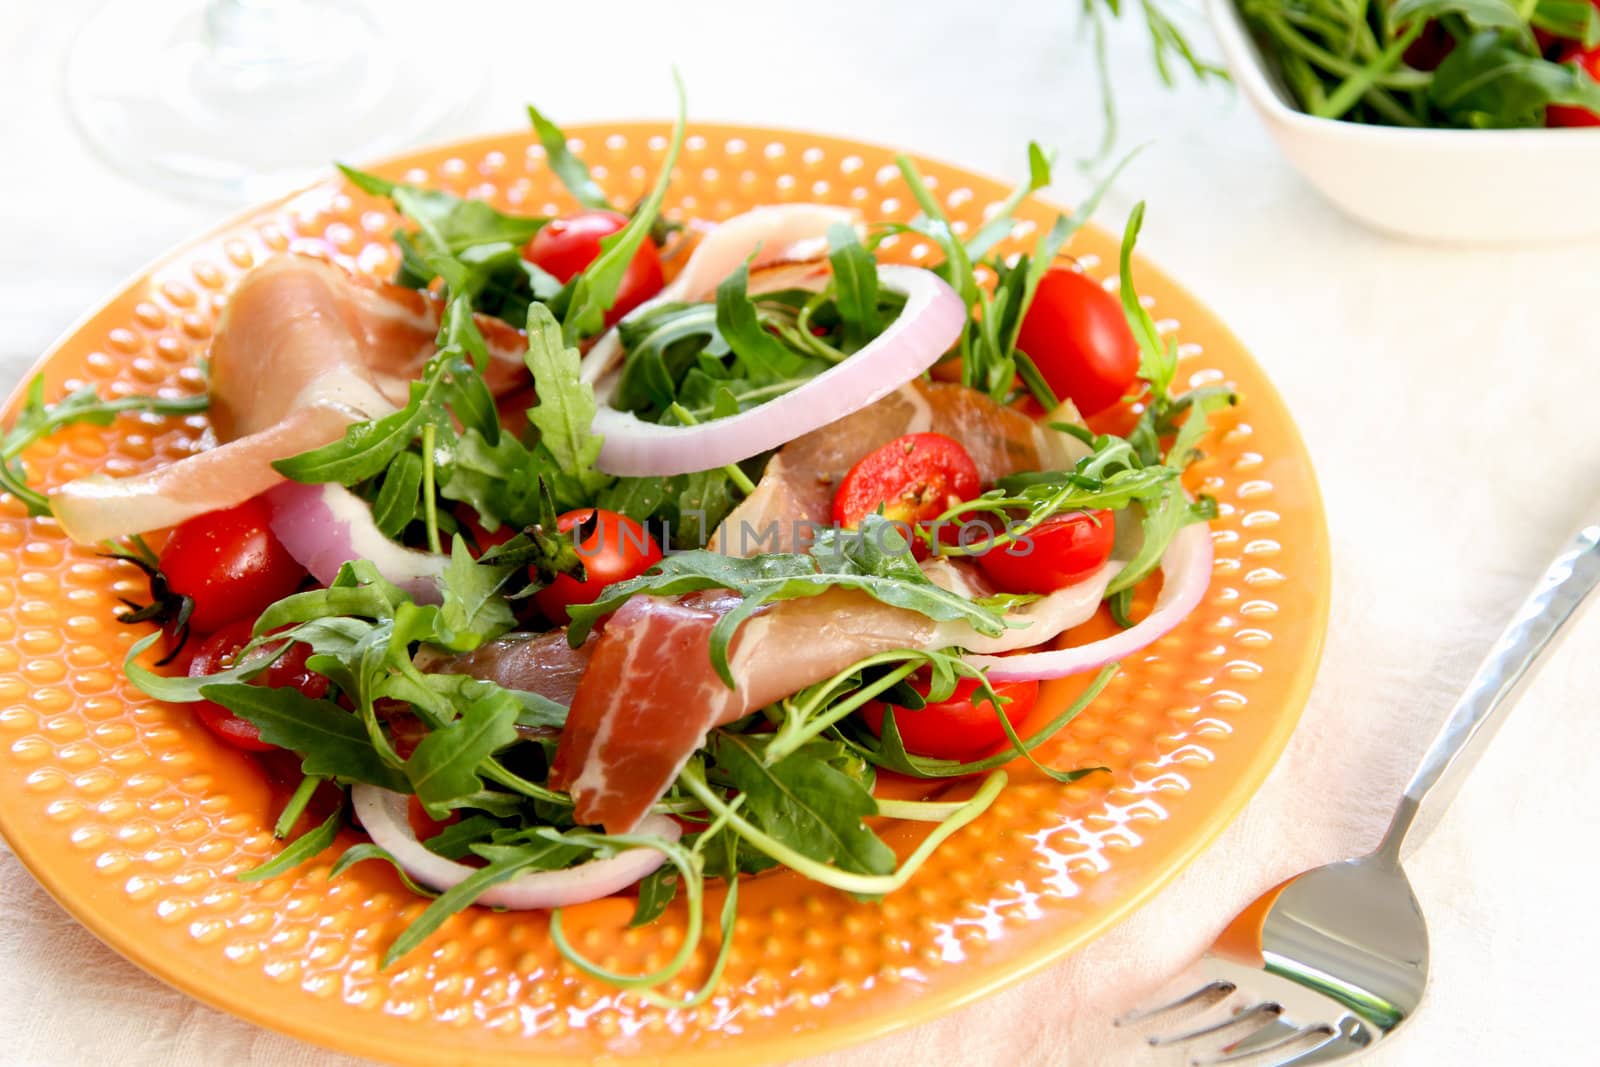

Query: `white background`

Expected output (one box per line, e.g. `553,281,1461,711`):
2,1,1598,1064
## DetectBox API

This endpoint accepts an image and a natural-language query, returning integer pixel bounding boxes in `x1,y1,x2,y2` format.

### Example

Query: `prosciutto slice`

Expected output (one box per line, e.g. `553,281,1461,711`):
545,561,1116,832
52,257,528,544
711,379,1084,555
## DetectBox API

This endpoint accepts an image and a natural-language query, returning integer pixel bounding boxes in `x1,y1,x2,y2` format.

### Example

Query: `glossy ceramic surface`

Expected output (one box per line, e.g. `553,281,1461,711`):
0,124,1329,1066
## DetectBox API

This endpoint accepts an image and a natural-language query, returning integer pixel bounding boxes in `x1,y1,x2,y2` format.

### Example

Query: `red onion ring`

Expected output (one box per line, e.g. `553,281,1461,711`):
590,265,965,477
964,522,1214,681
264,480,446,603
350,785,679,909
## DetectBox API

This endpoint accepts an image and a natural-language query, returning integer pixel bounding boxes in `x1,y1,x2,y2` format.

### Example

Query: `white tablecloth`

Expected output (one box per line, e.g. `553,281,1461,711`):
4,2,1598,1064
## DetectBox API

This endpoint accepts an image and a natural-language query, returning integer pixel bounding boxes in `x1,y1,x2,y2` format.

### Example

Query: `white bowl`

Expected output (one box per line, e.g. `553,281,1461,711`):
1207,0,1600,243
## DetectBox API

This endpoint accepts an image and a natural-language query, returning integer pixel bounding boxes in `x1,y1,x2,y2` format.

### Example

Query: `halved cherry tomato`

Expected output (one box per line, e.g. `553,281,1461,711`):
159,497,306,634
976,509,1116,595
533,508,664,624
1548,44,1600,127
1015,268,1139,416
860,674,1040,761
522,210,664,327
188,620,330,752
831,433,981,555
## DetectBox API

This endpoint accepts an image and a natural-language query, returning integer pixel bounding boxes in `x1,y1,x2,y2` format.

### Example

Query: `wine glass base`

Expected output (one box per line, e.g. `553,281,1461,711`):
64,0,487,204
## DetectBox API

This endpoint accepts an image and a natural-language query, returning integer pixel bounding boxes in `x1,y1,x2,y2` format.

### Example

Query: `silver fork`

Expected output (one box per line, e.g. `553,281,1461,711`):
1118,506,1600,1066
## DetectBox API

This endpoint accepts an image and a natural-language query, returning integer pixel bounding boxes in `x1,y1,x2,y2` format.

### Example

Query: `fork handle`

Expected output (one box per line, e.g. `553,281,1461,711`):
1377,507,1600,864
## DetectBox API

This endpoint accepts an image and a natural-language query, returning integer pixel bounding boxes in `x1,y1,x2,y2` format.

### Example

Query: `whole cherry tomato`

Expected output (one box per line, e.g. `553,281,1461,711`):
1015,268,1140,415
533,508,664,624
523,210,665,327
158,497,305,634
860,673,1041,761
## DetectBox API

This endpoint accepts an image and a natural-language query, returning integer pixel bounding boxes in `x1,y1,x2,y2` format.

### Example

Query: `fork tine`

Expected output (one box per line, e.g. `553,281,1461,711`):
1147,1002,1280,1048
1115,980,1236,1027
1191,1020,1335,1066
1254,1024,1353,1067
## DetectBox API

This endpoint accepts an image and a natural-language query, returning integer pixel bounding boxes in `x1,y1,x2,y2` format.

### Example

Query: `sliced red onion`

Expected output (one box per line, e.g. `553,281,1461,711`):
964,521,1215,681
265,480,446,604
590,265,965,477
350,785,680,909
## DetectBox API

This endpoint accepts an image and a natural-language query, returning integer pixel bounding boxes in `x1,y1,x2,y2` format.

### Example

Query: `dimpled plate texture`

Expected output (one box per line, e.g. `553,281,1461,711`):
0,125,1329,1066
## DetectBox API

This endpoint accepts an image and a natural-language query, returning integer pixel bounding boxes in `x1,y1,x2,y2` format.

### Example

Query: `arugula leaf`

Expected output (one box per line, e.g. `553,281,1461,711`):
826,223,881,351
1431,30,1600,125
338,164,546,260
201,683,410,791
560,71,687,342
527,105,613,212
239,800,346,883
630,863,680,926
272,373,450,485
403,688,520,810
0,376,208,517
437,538,516,641
422,814,506,859
370,450,424,539
712,733,894,875
1105,489,1214,596
1533,0,1600,47
567,514,1011,686
438,428,544,531
383,840,585,965
1242,0,1600,127
714,259,824,383
963,141,1054,259
524,304,611,508
329,842,440,897
123,630,282,702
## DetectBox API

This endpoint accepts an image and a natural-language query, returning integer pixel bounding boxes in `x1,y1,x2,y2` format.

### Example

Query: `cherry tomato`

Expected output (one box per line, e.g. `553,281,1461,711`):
187,620,330,752
860,674,1040,761
1014,268,1140,416
976,509,1116,595
522,210,665,327
533,508,665,624
159,497,305,634
1548,44,1600,127
831,434,981,555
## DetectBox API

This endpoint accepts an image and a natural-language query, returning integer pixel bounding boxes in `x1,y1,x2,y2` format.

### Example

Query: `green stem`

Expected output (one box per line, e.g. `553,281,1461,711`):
421,423,442,554
1259,15,1431,90
875,795,977,821
764,655,924,763
1313,22,1427,120
273,774,323,839
667,404,757,495
678,760,1007,896
481,759,572,806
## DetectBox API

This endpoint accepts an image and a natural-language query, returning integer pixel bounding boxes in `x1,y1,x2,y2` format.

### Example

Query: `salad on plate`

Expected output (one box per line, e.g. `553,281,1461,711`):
1,86,1234,1004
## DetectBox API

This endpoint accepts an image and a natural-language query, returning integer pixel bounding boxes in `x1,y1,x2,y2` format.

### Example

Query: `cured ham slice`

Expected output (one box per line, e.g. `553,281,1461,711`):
416,630,596,709
711,380,1083,555
52,257,528,544
543,559,1116,832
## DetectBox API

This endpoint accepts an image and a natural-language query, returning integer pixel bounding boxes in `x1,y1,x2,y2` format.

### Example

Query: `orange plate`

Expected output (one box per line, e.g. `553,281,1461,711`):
0,125,1328,1065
